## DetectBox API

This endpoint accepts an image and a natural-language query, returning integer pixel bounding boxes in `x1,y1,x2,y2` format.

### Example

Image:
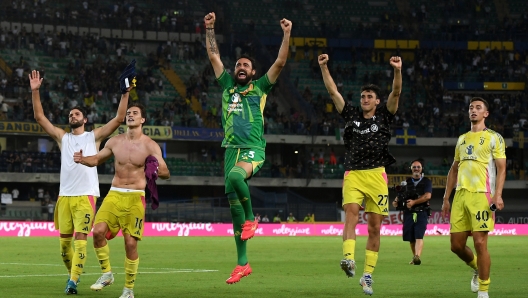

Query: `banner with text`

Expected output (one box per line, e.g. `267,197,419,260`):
0,222,525,237
94,124,172,140
172,126,224,141
0,122,71,134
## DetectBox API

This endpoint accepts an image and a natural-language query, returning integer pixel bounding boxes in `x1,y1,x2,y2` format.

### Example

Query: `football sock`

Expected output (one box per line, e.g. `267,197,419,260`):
343,239,356,260
59,237,73,274
124,257,139,289
478,278,490,292
228,193,248,266
466,255,478,270
364,250,379,275
228,166,254,221
94,244,112,273
70,240,87,283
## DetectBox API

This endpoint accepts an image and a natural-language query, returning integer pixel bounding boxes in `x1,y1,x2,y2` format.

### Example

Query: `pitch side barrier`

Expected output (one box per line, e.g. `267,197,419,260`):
0,222,525,237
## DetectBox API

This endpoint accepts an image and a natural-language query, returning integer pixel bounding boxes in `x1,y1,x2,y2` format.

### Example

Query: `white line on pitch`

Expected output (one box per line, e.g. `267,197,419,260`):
0,263,212,271
0,270,218,278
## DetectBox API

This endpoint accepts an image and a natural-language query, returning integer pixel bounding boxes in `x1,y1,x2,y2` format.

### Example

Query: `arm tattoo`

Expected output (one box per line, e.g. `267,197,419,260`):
206,29,219,55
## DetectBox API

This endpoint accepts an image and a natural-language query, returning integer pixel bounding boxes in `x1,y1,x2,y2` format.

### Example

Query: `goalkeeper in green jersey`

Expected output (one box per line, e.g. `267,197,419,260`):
204,12,292,284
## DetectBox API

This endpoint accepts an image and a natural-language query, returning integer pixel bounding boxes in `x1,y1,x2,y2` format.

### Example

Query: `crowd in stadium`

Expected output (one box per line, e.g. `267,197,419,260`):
0,1,527,139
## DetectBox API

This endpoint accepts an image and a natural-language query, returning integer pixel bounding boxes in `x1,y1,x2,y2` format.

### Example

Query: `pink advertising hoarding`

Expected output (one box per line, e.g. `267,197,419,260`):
0,222,526,237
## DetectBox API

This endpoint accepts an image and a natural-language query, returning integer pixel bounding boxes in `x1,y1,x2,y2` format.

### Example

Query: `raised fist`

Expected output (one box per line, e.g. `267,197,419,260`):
204,12,216,27
318,54,329,66
390,56,402,70
280,18,292,34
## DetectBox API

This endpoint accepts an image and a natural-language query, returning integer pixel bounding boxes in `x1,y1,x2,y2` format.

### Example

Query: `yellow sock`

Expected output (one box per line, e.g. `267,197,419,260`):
70,240,87,283
94,244,112,273
59,237,73,274
364,250,379,275
124,257,139,289
478,278,490,292
342,239,356,260
466,255,478,270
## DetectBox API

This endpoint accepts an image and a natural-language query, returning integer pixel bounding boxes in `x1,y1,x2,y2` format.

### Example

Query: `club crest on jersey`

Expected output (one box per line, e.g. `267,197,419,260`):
353,121,361,127
466,145,474,155
370,124,378,132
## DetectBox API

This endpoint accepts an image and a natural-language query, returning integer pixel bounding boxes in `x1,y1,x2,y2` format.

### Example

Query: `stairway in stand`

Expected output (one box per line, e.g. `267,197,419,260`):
160,67,186,98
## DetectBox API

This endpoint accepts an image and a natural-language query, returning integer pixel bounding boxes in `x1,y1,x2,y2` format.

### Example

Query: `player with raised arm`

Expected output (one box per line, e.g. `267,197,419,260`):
318,54,402,295
204,12,291,284
29,64,132,295
74,102,170,298
442,97,506,298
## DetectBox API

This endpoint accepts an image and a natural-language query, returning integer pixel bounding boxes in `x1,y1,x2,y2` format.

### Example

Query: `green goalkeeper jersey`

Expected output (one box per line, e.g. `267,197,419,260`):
217,69,274,150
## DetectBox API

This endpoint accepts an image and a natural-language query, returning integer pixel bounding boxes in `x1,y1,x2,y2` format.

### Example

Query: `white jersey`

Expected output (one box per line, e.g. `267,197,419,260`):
59,131,100,197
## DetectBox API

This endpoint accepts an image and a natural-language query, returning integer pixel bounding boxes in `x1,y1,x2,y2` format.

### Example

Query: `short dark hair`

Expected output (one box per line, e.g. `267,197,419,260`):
411,158,425,169
70,106,87,119
360,84,381,100
470,97,489,110
127,102,147,124
236,54,257,71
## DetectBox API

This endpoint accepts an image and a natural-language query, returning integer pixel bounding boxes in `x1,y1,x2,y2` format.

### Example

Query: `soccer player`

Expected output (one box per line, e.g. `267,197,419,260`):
442,97,505,298
204,12,292,284
318,54,402,295
74,103,170,298
29,69,130,294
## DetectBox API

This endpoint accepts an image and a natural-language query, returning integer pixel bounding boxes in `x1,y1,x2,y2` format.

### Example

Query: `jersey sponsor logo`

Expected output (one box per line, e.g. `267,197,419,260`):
353,127,371,135
228,93,243,113
371,124,378,132
465,145,474,155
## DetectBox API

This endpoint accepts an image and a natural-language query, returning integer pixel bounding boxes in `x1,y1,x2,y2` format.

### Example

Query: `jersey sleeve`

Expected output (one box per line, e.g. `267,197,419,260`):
254,73,275,94
216,69,234,90
491,132,506,159
339,102,357,121
423,178,433,194
454,136,463,161
377,104,395,123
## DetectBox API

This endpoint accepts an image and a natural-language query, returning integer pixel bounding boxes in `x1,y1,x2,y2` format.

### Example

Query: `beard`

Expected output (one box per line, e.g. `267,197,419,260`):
234,72,254,85
70,120,83,129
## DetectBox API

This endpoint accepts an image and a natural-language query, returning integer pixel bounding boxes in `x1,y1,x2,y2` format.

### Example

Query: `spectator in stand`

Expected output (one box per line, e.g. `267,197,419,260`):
273,214,281,223
287,212,296,223
261,215,270,223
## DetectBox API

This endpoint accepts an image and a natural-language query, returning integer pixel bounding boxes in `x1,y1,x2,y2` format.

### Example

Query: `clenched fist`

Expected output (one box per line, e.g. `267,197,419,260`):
204,12,216,27
280,18,292,34
390,56,402,70
73,149,83,164
318,54,329,66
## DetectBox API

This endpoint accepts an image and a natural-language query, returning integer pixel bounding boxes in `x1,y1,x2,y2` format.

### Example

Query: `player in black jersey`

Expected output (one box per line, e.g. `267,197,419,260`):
318,54,402,295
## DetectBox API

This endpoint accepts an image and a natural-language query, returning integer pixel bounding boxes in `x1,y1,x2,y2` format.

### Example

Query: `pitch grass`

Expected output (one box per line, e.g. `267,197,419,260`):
0,236,527,298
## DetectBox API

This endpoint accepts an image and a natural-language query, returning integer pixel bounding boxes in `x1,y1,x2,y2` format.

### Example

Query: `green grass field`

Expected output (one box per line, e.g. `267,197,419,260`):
0,236,527,297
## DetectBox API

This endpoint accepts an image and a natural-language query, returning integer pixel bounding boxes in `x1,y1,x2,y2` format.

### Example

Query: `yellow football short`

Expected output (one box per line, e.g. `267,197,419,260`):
54,195,96,234
450,188,494,233
342,167,389,215
94,189,146,240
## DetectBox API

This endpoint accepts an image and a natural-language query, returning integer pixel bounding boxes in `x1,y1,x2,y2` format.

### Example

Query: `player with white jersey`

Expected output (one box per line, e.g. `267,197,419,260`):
29,67,131,295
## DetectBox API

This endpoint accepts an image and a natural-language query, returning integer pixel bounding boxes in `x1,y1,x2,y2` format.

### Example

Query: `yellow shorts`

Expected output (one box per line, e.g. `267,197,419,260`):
342,167,389,215
450,188,494,233
94,189,146,240
54,195,97,234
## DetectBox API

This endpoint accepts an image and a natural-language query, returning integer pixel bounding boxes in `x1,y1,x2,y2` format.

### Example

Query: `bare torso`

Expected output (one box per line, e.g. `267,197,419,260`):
109,133,153,190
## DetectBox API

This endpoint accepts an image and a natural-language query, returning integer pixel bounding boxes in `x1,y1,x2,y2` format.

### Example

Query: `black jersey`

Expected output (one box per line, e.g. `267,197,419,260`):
339,103,396,170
